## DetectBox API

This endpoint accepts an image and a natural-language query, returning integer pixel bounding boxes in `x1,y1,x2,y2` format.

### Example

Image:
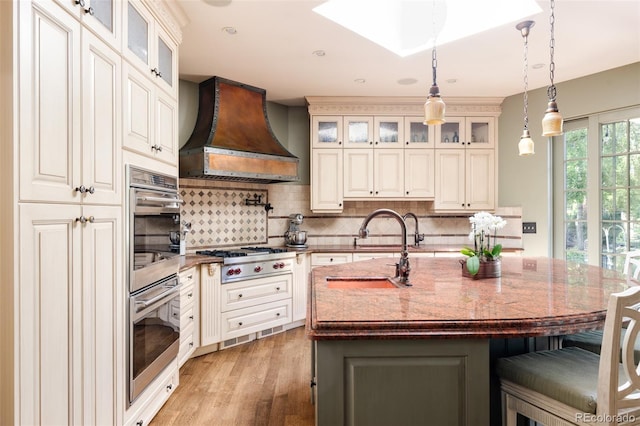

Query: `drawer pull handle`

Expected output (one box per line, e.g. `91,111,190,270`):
188,292,193,298
187,274,193,280
189,315,194,320
189,342,194,347
166,384,173,391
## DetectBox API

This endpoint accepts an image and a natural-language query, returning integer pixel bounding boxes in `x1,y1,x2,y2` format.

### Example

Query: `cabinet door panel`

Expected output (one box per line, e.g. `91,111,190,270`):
123,63,153,155
434,150,465,210
200,264,221,346
311,149,343,211
466,150,495,210
20,0,81,203
374,149,404,197
405,149,434,198
19,204,82,426
82,30,121,205
81,205,122,425
344,149,373,197
311,116,343,148
155,89,178,165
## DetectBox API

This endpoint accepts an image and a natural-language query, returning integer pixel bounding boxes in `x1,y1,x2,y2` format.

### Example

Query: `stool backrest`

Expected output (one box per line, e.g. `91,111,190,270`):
598,285,640,417
622,250,640,279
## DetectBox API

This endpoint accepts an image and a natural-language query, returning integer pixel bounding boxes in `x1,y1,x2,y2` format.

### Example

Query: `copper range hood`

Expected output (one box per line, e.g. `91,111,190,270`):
179,76,299,183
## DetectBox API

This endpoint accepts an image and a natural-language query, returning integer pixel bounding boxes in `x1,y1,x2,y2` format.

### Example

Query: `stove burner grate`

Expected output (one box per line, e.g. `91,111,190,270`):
196,250,247,258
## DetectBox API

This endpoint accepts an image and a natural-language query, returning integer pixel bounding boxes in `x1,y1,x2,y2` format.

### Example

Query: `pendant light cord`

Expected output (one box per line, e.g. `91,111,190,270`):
547,0,557,101
523,29,529,131
431,0,438,86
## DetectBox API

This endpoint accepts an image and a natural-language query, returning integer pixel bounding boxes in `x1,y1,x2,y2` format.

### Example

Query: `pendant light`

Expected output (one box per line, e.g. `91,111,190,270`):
517,20,535,156
424,0,445,125
541,0,563,136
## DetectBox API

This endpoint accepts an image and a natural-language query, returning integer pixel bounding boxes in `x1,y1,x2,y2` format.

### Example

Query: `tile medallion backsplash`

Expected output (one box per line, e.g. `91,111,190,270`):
180,181,268,248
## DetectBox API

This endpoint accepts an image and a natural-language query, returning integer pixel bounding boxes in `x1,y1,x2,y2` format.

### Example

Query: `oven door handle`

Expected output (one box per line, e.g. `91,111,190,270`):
136,196,185,205
134,285,180,313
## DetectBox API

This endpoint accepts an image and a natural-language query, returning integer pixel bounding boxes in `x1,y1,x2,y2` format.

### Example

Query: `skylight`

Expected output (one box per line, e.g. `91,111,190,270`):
313,0,542,57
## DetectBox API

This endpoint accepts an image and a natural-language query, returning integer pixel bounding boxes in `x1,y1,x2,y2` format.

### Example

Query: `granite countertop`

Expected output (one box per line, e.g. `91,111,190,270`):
307,256,636,340
303,244,522,254
179,254,223,271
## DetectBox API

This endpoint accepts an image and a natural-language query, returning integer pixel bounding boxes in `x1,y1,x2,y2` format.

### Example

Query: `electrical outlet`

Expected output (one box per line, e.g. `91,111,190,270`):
523,259,537,270
522,222,537,234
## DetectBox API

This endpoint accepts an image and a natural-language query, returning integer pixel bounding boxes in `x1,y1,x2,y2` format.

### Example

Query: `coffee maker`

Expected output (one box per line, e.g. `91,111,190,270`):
284,213,307,248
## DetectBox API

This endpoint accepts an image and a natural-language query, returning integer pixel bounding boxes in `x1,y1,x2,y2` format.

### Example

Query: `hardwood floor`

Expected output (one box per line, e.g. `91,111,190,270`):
150,326,315,426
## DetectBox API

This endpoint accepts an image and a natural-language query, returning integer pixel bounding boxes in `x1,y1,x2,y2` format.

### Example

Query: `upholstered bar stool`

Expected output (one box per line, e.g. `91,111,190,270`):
495,286,640,425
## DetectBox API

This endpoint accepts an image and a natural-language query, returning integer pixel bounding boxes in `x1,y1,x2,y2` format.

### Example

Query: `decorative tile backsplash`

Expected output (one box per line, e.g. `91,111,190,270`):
180,181,268,248
178,179,523,251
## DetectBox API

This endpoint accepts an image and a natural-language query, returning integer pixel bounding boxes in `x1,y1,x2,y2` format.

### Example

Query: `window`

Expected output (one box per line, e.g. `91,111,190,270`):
563,123,588,264
600,116,640,272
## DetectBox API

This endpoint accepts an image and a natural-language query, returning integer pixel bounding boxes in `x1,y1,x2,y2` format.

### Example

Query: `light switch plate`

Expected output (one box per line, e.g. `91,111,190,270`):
523,222,537,234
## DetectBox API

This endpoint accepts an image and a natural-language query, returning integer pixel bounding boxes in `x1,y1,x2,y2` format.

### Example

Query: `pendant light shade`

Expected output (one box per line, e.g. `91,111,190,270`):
519,129,535,156
542,0,563,136
516,20,535,156
424,84,446,125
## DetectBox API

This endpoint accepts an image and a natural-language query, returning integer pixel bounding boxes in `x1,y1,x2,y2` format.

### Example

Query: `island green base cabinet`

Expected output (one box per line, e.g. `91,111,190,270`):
312,339,489,426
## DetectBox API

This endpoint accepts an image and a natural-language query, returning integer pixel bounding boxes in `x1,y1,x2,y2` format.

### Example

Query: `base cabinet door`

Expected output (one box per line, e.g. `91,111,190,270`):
200,263,221,347
311,149,343,212
19,203,122,426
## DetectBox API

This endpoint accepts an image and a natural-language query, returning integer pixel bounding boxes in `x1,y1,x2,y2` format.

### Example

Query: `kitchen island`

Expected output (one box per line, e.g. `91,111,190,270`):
306,256,636,426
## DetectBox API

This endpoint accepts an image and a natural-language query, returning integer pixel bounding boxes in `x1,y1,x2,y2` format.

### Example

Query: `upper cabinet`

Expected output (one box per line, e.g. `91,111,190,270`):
123,0,178,98
306,97,501,213
311,116,343,148
53,0,122,51
435,117,495,149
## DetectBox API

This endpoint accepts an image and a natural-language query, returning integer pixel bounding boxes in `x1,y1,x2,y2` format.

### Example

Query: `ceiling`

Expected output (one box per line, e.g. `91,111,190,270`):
178,0,640,107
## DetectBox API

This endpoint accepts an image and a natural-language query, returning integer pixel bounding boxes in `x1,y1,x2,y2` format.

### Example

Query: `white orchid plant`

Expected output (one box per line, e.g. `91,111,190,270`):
460,211,507,276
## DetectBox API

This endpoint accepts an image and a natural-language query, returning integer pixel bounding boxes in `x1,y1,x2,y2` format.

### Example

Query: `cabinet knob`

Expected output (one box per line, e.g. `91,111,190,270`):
338,141,342,145
189,342,194,347
276,286,280,291
75,215,95,224
461,203,465,207
406,141,409,145
136,421,144,426
339,203,342,207
238,294,243,298
467,203,471,207
406,191,409,195
276,312,280,317
84,6,94,15
375,191,378,195
187,292,193,298
151,67,161,77
189,315,194,320
330,258,333,262
238,322,243,326
166,384,173,391
369,191,373,194
74,0,85,7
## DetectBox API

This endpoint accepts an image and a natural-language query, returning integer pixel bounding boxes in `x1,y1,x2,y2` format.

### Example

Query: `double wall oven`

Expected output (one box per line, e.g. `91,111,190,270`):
127,166,183,405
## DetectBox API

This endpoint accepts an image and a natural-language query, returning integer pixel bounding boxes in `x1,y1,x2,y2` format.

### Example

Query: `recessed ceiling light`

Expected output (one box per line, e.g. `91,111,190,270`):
312,50,326,57
313,0,542,57
532,63,545,69
397,78,418,85
446,78,457,84
222,26,237,35
354,78,366,84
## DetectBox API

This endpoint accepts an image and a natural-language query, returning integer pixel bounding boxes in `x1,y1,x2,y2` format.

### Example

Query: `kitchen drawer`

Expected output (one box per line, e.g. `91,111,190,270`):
221,299,292,341
180,304,196,337
221,273,292,312
124,361,178,426
311,253,353,267
180,282,196,310
352,252,396,262
178,321,196,366
179,267,197,287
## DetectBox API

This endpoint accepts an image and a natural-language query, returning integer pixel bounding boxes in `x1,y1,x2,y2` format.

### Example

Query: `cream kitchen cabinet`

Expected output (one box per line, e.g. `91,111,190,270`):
404,117,434,148
292,252,310,322
178,267,199,367
53,0,122,51
199,263,221,348
343,116,373,148
19,203,123,426
123,0,178,98
311,115,343,148
123,61,178,167
124,363,178,426
311,148,344,212
435,116,495,149
352,252,397,262
404,149,435,198
374,116,404,148
220,274,293,341
344,148,404,198
19,1,121,205
434,148,495,211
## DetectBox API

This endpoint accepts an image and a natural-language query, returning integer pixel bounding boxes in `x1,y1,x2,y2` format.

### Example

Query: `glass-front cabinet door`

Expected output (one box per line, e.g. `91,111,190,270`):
435,117,465,148
374,116,403,148
404,117,434,148
466,117,495,148
53,0,121,50
344,116,373,148
311,116,343,148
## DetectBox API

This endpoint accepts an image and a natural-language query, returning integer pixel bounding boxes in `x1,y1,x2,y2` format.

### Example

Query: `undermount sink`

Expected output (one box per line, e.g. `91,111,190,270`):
326,277,398,289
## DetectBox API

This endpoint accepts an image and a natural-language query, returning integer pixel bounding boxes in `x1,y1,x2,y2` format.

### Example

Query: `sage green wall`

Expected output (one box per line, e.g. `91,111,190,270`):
178,80,310,184
499,62,640,256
